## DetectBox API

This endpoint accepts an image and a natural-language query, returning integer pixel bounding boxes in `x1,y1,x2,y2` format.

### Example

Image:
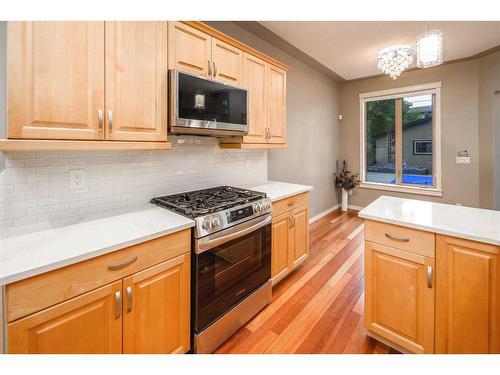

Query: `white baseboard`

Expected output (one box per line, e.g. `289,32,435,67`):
348,204,364,211
309,203,364,224
309,204,340,224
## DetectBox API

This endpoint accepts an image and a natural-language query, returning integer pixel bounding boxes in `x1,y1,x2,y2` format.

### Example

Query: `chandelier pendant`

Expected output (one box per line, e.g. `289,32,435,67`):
377,45,414,80
416,30,443,68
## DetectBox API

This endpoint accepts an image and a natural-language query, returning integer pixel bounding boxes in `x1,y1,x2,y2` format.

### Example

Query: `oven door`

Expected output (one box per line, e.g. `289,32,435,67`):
193,214,271,333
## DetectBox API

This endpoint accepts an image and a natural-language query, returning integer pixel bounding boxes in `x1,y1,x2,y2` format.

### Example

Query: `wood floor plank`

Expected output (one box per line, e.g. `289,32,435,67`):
214,211,399,355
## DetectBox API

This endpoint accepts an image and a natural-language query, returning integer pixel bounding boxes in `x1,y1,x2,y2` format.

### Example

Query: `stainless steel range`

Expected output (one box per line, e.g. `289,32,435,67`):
151,186,272,353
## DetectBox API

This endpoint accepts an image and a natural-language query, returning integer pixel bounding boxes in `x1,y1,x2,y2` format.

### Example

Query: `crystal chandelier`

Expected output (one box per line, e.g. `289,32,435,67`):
417,30,443,68
377,45,414,80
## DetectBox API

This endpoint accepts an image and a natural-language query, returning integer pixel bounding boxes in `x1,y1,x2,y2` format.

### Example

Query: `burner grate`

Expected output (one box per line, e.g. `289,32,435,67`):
151,186,266,218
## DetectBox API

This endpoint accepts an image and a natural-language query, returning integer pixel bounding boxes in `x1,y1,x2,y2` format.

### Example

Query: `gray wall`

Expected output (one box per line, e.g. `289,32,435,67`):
494,92,500,210
339,59,481,208
478,51,500,209
206,22,340,217
0,21,6,170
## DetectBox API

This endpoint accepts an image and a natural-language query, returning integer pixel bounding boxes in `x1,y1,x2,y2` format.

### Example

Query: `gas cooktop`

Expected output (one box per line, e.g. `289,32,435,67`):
150,186,266,219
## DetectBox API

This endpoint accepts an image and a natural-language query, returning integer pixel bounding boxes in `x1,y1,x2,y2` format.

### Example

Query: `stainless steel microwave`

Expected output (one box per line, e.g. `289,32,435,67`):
169,70,248,137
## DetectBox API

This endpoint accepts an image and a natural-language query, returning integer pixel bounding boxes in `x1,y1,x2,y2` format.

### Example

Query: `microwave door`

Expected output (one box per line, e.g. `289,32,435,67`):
170,70,248,136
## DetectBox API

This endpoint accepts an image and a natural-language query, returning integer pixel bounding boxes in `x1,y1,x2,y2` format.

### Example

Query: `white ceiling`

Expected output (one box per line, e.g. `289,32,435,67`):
259,21,500,80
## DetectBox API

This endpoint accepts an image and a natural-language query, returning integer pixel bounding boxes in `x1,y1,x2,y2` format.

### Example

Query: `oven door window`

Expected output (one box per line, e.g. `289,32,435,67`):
195,223,271,332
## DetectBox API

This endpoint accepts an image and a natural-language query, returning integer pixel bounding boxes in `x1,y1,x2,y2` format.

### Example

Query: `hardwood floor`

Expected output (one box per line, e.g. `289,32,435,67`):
215,209,399,354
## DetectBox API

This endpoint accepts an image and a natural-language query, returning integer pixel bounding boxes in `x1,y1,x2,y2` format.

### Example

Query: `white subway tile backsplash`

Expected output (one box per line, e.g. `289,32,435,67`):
0,137,268,231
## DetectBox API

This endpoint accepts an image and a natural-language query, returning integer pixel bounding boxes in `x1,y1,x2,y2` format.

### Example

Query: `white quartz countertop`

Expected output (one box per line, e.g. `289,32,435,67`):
252,181,313,202
0,207,194,285
358,196,500,246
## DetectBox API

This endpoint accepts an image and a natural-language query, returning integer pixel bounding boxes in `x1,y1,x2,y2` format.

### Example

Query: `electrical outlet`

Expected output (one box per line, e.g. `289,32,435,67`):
456,156,471,164
69,170,87,190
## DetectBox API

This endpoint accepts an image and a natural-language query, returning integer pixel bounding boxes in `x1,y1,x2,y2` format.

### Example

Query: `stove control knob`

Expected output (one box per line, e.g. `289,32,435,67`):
253,204,260,213
211,217,220,228
265,202,271,210
202,219,212,230
258,203,264,212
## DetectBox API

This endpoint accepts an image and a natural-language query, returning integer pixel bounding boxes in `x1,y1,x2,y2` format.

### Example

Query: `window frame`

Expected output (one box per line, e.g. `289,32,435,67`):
359,82,442,197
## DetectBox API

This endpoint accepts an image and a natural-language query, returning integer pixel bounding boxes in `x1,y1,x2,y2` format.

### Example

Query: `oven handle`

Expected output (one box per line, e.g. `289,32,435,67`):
195,214,272,254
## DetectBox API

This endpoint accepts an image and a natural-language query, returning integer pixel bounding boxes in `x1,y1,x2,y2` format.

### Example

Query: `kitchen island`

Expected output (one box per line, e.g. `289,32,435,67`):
359,196,500,354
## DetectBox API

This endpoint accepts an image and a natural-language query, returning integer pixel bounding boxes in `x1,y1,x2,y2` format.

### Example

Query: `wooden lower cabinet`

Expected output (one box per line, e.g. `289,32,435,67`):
271,200,309,285
436,235,500,353
123,254,190,354
364,241,435,354
271,212,292,283
8,281,123,354
291,205,309,268
7,239,191,354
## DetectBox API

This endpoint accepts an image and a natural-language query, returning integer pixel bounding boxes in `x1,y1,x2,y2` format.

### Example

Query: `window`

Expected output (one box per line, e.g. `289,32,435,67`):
413,140,432,155
359,82,442,196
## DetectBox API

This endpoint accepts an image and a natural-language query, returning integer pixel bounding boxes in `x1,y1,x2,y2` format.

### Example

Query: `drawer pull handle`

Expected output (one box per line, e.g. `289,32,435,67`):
126,286,133,313
287,201,295,206
108,256,138,271
384,233,410,242
427,266,433,288
114,291,122,319
427,266,432,288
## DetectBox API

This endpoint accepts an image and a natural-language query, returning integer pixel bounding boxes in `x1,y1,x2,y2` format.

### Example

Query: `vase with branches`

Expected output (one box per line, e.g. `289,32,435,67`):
333,160,360,211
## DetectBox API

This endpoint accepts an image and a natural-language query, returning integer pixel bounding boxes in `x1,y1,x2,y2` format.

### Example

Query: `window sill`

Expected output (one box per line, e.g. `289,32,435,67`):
359,182,443,197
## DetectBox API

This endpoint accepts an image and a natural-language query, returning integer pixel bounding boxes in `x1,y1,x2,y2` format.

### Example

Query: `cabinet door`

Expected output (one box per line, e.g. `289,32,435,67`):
271,213,292,285
212,38,243,85
168,22,211,77
7,21,104,140
242,53,268,144
291,205,309,268
267,65,286,144
365,241,435,353
8,281,122,354
436,235,500,353
105,22,167,141
123,253,190,354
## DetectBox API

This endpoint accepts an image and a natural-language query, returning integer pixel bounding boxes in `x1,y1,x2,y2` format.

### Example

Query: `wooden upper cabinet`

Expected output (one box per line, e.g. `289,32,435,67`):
123,254,190,354
105,22,167,142
267,65,286,144
436,235,500,353
364,241,435,354
212,38,243,85
243,53,267,144
168,22,211,77
8,281,122,354
7,21,105,140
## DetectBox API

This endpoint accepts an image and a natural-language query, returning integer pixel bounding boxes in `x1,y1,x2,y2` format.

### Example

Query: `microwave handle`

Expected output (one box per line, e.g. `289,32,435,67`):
195,215,272,254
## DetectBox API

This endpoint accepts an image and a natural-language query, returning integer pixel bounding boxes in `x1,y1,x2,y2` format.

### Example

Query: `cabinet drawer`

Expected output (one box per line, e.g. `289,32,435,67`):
272,192,309,217
364,220,435,258
6,229,190,322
